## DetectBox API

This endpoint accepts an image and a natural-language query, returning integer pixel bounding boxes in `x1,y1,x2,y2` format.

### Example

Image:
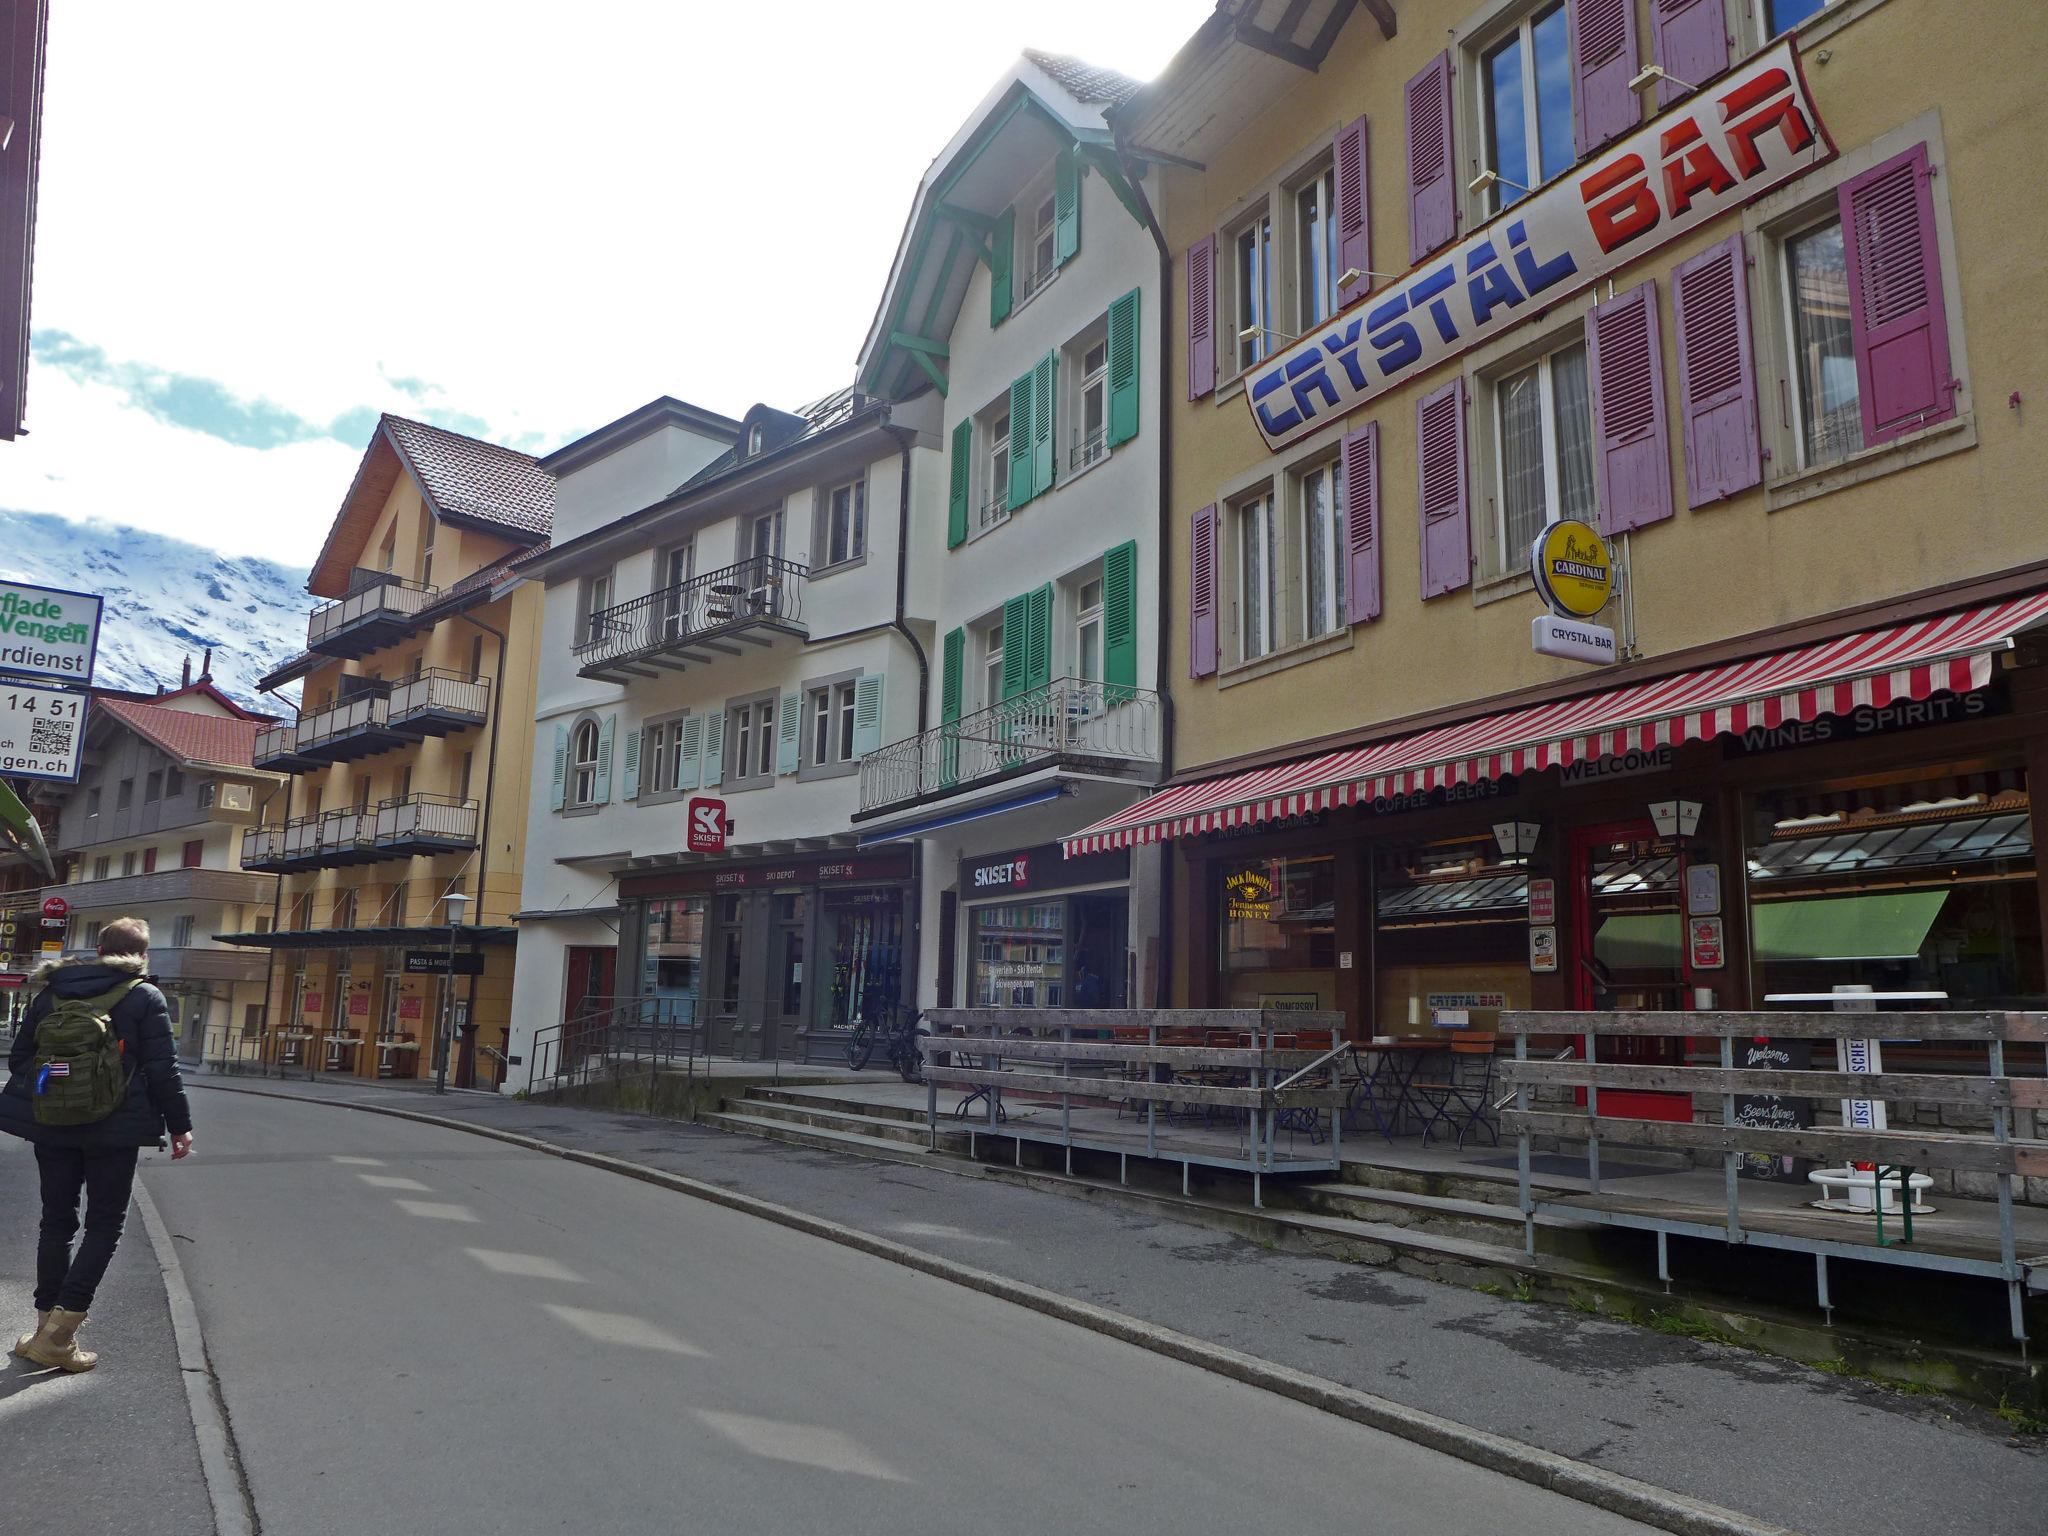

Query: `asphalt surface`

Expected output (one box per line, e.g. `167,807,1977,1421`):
189,1074,2048,1536
0,1134,214,1536
147,1090,1660,1536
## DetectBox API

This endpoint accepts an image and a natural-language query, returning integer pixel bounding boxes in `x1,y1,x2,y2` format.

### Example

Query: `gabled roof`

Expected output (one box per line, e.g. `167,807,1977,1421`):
1021,51,1144,108
145,679,272,721
307,415,554,598
538,396,742,478
671,389,875,496
95,696,267,771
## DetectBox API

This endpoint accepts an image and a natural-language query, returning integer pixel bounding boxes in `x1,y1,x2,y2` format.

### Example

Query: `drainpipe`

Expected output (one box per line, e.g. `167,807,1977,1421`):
456,610,509,1088
1113,132,1178,1006
885,425,931,731
257,686,297,1076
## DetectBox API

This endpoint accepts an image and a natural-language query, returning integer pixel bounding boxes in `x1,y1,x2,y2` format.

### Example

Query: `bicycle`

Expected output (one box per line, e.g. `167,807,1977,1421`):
846,1005,925,1083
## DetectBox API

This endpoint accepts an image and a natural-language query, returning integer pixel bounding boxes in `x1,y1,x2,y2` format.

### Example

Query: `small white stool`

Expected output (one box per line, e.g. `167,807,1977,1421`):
1807,1165,1935,1216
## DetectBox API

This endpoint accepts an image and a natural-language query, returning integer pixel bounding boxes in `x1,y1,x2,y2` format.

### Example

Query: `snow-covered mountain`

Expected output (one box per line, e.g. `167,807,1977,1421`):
0,510,311,710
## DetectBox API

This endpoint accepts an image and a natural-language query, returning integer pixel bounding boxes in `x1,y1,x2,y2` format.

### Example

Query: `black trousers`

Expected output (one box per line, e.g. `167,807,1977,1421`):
34,1144,140,1312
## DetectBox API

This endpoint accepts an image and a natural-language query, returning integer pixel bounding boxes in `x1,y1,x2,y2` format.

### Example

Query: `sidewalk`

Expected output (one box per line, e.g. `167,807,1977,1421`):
190,1074,2048,1536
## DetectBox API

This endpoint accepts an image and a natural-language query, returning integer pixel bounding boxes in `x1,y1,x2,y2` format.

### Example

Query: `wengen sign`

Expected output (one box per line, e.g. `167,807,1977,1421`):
0,579,102,684
1244,38,1835,451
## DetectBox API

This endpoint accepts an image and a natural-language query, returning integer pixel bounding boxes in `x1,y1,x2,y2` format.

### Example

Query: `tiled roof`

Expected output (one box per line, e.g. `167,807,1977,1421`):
383,415,553,541
96,697,264,770
1023,50,1145,107
416,540,551,621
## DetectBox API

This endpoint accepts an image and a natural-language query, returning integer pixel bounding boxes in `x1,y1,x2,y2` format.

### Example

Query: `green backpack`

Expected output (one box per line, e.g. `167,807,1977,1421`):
31,979,138,1127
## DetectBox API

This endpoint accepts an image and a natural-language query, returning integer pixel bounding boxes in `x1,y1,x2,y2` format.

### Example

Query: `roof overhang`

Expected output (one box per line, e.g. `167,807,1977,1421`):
539,397,742,478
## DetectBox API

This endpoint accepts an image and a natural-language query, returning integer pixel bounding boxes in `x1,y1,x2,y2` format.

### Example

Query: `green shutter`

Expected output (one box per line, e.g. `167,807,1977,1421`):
778,691,802,774
851,675,885,758
1031,351,1056,500
550,724,567,811
1025,583,1052,692
989,206,1014,326
594,714,615,806
1007,370,1034,510
1103,540,1137,697
1106,287,1140,448
1053,147,1080,268
622,724,641,800
947,419,971,548
1000,594,1030,700
940,627,964,788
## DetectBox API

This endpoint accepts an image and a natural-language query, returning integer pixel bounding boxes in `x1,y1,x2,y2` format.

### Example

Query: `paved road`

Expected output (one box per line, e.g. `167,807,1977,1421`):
147,1091,1656,1536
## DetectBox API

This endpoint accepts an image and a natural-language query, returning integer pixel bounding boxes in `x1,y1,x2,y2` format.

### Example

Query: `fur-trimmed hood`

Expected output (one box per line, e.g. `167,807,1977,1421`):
28,952,148,991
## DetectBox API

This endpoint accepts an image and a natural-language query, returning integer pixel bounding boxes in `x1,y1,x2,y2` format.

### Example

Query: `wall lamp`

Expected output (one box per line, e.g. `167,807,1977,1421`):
1467,167,1532,198
1337,266,1400,290
1493,820,1542,859
1647,799,1703,840
1629,64,1700,95
1238,323,1303,345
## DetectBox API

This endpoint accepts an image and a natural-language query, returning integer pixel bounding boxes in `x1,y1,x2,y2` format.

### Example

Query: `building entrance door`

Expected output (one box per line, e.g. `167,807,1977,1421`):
768,893,807,1061
1572,820,1693,1122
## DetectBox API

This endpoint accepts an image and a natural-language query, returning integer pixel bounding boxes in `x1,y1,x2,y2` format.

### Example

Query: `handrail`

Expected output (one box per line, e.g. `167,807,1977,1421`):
573,554,807,669
1273,1039,1356,1095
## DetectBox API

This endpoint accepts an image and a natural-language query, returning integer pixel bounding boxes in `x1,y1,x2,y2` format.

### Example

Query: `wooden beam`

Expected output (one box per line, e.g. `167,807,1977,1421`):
908,346,950,397
1358,0,1396,41
1500,1009,2047,1042
1502,1108,2048,1175
1499,1059,2047,1108
1231,20,1318,70
888,329,950,359
1076,143,1150,230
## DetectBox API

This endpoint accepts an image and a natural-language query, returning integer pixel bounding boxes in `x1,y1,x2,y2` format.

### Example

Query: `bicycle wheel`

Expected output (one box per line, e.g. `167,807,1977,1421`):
847,1019,876,1071
895,1029,925,1085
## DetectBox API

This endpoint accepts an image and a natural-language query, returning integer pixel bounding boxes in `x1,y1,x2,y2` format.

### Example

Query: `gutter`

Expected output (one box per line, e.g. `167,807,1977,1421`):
454,608,511,1090
885,425,932,732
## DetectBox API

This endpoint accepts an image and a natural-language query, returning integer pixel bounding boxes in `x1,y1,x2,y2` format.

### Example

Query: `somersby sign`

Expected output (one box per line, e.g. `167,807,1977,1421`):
1245,39,1835,451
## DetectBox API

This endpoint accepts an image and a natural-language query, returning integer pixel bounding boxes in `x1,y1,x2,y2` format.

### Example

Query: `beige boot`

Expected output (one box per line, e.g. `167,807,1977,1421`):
22,1307,96,1373
11,1310,49,1358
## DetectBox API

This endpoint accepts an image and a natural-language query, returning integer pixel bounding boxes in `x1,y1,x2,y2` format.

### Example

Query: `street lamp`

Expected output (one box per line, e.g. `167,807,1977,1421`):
1493,820,1542,860
1647,799,1703,840
436,890,469,1095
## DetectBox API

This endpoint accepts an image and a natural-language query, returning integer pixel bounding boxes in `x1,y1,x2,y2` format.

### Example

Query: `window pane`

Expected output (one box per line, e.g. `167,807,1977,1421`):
1549,341,1596,523
852,481,866,557
1296,174,1335,329
1237,218,1271,367
1078,616,1100,682
758,700,775,775
1766,0,1831,35
1530,2,1573,184
1240,503,1267,658
1788,221,1864,465
838,684,856,761
1483,33,1528,208
812,692,829,765
1498,363,1547,556
1303,468,1330,637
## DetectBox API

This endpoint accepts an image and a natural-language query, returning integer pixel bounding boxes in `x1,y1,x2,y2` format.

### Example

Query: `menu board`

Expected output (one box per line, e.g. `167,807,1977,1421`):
1734,1038,1813,1182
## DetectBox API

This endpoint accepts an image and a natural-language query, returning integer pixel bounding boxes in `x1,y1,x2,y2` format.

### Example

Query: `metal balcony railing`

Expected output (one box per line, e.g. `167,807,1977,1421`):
372,793,479,851
387,668,489,732
240,796,474,872
1070,426,1107,471
977,491,1009,533
574,555,807,679
858,677,1160,814
252,721,309,768
297,692,393,755
308,575,438,656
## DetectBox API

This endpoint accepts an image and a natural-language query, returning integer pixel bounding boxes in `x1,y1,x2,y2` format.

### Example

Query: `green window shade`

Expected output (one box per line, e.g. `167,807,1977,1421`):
1008,370,1035,510
1030,351,1056,499
1752,891,1948,962
675,715,703,791
852,675,885,758
989,206,1015,326
1025,583,1052,691
940,627,964,788
594,714,615,806
777,691,802,774
1000,594,1030,699
550,724,567,811
1106,287,1140,448
622,724,641,801
1103,540,1137,693
947,419,972,548
700,710,724,789
1053,148,1080,267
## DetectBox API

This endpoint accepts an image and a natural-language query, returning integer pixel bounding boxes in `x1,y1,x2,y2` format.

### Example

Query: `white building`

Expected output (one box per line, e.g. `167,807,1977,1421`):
506,392,944,1070
849,52,1168,1013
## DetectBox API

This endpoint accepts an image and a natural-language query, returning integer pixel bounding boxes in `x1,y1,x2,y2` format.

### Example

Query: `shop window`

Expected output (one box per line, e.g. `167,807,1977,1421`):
821,889,907,1030
1374,835,1531,1032
1217,855,1338,1011
644,897,706,1022
973,900,1067,1008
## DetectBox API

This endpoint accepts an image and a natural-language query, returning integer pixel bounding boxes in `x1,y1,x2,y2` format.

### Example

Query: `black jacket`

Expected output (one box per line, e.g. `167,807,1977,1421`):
0,954,194,1149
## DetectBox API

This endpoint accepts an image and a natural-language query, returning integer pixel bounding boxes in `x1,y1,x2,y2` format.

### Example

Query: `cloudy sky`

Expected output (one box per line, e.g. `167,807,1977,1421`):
0,0,1206,566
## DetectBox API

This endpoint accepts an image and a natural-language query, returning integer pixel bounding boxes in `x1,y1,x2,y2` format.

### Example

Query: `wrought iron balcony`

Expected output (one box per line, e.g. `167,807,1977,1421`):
858,677,1160,816
386,669,489,736
308,573,439,659
574,554,807,681
240,794,478,872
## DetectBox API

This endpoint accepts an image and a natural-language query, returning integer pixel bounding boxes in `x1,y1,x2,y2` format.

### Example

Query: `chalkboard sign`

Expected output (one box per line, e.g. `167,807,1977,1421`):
1735,1038,1813,1182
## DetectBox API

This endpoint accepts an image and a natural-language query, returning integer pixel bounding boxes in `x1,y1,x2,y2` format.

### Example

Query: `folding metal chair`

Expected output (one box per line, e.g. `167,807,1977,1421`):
1412,1032,1501,1149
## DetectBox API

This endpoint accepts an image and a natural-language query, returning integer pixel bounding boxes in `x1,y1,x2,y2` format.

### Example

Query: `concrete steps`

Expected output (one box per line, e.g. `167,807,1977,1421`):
699,1109,941,1162
703,1090,976,1159
747,1085,929,1127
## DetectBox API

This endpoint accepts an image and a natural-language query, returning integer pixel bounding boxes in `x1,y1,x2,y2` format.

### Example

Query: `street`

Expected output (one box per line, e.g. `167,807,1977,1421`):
128,1091,1657,1536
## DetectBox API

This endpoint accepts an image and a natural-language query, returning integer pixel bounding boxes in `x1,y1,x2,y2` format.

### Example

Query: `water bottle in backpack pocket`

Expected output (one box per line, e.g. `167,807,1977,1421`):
31,979,137,1126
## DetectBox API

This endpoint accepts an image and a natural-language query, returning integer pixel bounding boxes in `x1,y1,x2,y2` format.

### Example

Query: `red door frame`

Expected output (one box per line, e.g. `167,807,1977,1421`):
1571,818,1694,1123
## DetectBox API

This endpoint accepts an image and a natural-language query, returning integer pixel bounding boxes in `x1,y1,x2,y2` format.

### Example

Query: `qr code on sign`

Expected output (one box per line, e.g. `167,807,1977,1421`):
29,717,69,756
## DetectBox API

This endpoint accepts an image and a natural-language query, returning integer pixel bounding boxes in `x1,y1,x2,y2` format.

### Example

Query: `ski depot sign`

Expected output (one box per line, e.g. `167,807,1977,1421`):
0,579,102,684
1246,38,1834,451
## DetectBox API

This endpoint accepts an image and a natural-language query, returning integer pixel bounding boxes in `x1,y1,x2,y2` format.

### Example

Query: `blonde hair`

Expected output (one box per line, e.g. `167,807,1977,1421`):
98,917,151,958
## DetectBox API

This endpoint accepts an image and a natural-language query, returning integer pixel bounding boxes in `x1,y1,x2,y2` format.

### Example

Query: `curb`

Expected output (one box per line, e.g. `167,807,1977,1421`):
192,1079,1789,1536
134,1176,256,1536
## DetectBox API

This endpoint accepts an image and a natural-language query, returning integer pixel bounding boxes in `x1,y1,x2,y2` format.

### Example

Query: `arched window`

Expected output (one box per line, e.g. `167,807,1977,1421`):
571,719,600,805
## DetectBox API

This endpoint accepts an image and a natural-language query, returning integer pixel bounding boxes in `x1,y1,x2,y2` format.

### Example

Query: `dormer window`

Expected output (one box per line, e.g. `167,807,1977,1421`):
747,423,766,457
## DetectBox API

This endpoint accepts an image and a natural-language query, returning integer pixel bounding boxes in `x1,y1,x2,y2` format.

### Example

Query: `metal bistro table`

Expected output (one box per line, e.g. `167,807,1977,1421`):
1347,1039,1446,1142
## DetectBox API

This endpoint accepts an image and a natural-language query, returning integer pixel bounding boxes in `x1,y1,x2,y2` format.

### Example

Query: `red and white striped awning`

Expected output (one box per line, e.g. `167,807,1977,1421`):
1062,594,2048,857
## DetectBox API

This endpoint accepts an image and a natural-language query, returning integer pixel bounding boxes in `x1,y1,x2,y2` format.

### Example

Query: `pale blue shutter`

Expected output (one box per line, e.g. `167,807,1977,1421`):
851,675,885,758
700,710,725,788
550,724,567,811
593,714,615,805
622,723,641,800
676,715,703,791
778,690,802,774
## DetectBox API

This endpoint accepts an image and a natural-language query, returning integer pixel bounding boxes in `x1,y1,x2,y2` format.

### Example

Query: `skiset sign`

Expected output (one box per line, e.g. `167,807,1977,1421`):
1245,38,1835,451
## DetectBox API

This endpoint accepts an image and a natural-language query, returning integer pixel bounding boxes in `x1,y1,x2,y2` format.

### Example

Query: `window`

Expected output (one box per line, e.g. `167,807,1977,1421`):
379,525,397,573
820,478,867,569
397,766,412,802
91,856,109,881
333,888,357,930
1297,458,1348,640
420,514,437,588
1071,577,1105,686
354,774,372,813
1074,337,1109,470
580,569,614,647
458,750,474,803
660,541,695,637
1766,0,1834,34
84,920,102,949
1783,218,1862,467
1217,855,1338,1010
145,771,162,803
86,788,100,818
170,915,194,949
746,509,784,563
570,719,600,806
1491,336,1594,572
291,891,314,931
747,422,766,456
725,695,776,788
644,716,690,798
1029,191,1058,294
117,778,133,811
197,782,216,809
1233,492,1278,662
805,678,859,773
1479,1,1573,214
183,839,203,869
1232,211,1274,370
468,635,485,682
165,768,184,799
305,786,322,817
983,622,1005,709
982,408,1011,531
121,851,137,877
1294,164,1340,331
143,847,157,874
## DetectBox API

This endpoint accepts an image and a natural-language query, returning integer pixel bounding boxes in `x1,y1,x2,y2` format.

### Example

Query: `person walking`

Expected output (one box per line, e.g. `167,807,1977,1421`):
1,917,193,1372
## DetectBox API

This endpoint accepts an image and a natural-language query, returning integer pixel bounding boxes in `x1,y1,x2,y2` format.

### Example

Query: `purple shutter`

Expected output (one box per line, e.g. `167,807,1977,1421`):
1839,143,1956,445
1334,116,1372,308
1570,0,1641,156
1672,232,1761,506
1189,503,1218,677
1651,0,1729,108
1416,380,1469,599
1405,53,1455,263
1186,235,1216,401
1588,279,1675,535
1341,421,1381,624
